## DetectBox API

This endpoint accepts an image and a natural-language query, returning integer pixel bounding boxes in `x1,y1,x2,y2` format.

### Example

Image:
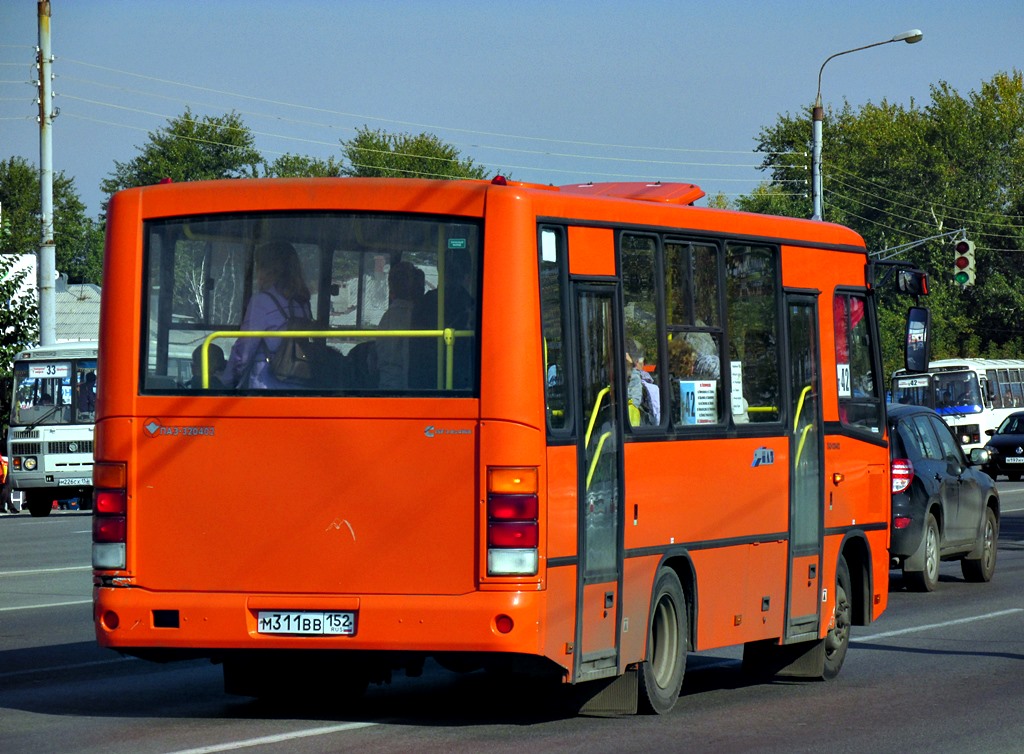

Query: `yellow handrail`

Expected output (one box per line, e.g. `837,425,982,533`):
795,423,814,468
200,328,472,389
793,385,814,432
584,386,611,447
586,430,612,490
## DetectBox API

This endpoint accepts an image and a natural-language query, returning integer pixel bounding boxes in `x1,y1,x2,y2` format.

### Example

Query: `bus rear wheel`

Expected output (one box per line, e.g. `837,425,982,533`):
637,567,686,715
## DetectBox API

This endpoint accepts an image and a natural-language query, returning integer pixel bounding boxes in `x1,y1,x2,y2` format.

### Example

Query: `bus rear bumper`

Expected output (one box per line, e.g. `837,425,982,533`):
93,586,549,658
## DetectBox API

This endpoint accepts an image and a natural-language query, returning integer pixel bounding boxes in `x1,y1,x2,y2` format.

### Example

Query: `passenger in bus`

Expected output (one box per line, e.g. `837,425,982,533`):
190,344,226,389
377,261,424,389
221,241,313,389
77,372,97,412
625,339,660,426
410,251,474,390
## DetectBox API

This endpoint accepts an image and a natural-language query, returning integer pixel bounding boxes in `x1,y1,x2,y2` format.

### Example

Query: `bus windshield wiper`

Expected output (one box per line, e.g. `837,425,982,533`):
25,404,64,432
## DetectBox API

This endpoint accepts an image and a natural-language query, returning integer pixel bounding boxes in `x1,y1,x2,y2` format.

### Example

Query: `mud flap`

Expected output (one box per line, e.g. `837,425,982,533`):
742,638,825,679
577,668,639,716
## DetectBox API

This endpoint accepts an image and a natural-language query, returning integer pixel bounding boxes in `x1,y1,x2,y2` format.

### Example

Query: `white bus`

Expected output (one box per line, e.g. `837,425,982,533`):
891,357,1024,451
6,341,98,516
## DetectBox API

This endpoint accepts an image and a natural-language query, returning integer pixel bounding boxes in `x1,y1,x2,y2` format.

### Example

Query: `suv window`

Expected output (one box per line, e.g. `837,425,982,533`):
894,419,923,461
909,414,942,461
927,414,964,463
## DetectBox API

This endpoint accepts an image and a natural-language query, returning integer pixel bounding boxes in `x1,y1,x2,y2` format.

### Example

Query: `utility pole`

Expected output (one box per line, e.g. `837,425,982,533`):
37,0,57,345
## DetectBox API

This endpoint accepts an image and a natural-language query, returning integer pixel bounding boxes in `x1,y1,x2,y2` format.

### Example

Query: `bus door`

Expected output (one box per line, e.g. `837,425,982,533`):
572,286,624,682
785,294,824,641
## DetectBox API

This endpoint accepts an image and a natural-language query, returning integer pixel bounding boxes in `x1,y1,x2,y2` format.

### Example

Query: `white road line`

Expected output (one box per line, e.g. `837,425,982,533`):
856,608,1024,642
0,656,136,680
167,722,379,754
0,599,92,612
0,566,92,577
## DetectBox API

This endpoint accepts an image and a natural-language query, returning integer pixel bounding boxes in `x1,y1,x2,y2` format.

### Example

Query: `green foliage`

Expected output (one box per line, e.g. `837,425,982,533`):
263,153,345,178
100,108,262,206
743,70,1024,377
341,126,490,179
0,156,102,284
0,252,39,376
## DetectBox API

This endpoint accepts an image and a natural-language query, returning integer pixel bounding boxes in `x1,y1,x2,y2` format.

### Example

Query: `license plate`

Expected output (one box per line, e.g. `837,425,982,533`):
256,611,356,635
58,478,90,486
1005,457,1024,464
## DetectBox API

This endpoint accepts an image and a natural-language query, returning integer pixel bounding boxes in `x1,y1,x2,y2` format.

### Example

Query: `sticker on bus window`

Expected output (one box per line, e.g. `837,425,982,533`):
680,380,717,425
448,238,467,249
837,363,852,399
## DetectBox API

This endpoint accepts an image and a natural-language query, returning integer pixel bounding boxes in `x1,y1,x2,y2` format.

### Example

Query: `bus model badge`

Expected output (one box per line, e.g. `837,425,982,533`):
751,447,775,467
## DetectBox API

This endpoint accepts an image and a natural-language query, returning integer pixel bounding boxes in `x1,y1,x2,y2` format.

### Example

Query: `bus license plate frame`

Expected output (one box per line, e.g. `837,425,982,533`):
256,611,357,636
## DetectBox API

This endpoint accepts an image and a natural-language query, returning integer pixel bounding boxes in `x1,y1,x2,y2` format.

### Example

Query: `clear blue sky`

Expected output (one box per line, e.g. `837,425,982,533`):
2,0,1021,218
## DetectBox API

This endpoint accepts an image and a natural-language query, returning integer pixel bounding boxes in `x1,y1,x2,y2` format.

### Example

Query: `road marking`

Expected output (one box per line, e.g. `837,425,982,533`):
167,722,379,753
0,565,92,577
0,656,136,680
0,599,92,612
856,608,1024,642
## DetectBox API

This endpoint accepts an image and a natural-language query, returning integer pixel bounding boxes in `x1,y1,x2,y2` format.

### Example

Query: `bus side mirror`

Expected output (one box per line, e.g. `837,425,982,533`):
897,270,929,296
905,307,931,374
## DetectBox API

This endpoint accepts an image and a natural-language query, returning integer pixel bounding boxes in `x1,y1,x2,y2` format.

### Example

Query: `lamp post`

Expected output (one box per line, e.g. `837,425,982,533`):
811,29,922,221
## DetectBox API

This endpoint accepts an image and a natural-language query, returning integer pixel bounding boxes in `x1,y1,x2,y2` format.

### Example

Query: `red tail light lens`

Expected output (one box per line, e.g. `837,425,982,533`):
488,522,540,548
488,494,538,520
892,458,914,494
94,490,126,516
93,515,126,543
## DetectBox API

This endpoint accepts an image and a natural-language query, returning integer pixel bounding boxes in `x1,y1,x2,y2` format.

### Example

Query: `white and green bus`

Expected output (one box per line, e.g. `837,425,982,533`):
892,357,1024,452
6,341,98,516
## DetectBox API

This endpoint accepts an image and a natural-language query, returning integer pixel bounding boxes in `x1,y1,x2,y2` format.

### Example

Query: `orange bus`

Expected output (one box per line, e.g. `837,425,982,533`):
93,176,922,714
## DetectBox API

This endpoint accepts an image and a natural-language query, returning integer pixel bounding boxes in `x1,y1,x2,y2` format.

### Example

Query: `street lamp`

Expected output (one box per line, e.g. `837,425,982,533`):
811,29,923,221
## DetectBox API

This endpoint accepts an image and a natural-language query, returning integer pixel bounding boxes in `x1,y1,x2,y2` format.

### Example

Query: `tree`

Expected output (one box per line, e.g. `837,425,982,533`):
0,252,39,375
0,156,102,285
100,108,263,206
740,70,1024,376
263,153,344,178
340,127,489,179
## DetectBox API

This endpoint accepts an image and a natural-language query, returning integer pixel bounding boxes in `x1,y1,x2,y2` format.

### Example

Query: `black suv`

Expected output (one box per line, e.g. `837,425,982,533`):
888,404,1000,591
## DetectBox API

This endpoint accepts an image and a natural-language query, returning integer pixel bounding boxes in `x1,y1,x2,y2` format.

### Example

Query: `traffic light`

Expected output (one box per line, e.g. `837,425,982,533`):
953,239,976,286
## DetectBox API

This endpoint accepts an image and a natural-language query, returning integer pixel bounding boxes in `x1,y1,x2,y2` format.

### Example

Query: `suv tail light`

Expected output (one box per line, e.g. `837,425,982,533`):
892,458,914,494
486,467,538,576
93,461,127,570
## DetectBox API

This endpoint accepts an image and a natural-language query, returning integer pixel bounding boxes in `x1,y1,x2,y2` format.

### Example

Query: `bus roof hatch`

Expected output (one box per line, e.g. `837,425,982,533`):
559,181,706,205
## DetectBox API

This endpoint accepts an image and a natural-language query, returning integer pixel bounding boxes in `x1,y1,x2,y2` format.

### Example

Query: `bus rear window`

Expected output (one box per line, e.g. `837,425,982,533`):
142,212,481,396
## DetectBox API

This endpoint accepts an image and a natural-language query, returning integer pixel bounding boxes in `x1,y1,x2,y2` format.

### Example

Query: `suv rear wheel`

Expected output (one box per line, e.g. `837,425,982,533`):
961,507,998,583
905,513,940,592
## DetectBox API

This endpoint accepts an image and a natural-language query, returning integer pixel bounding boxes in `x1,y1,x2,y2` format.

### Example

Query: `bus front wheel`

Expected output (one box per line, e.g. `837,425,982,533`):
25,491,53,518
637,567,687,715
822,556,852,680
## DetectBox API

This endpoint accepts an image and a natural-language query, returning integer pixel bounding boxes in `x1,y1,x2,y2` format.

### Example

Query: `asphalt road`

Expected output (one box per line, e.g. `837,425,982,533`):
2,488,1022,754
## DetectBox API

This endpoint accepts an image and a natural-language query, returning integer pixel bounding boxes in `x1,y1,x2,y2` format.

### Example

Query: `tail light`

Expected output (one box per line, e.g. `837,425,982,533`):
487,467,539,576
891,458,914,494
93,461,127,570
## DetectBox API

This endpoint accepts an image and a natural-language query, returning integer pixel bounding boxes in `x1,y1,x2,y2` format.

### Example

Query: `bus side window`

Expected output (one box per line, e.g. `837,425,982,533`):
621,233,661,428
726,243,778,424
540,227,570,432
